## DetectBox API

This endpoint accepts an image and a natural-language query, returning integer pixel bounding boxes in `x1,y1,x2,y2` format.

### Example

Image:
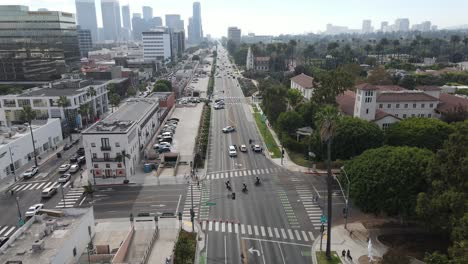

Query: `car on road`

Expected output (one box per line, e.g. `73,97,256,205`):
25,203,44,217
222,126,236,133
22,166,38,179
214,104,224,110
70,154,79,163
252,144,262,153
69,164,80,173
158,146,171,153
153,142,171,149
77,156,86,165
63,143,71,151
167,118,180,122
214,98,224,103
77,147,85,156
58,173,71,183
41,187,57,198
240,145,247,152
58,163,71,172
229,145,237,157
0,237,9,247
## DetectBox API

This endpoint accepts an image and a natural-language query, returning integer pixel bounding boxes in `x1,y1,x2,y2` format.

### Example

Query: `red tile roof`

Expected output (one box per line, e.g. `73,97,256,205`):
336,90,356,116
374,109,400,121
436,93,468,114
291,73,314,89
377,92,438,102
355,83,377,90
375,85,407,91
417,86,441,91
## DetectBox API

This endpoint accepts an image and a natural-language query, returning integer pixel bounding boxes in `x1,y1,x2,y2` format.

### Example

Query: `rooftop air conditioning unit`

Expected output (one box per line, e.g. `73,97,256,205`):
31,240,45,252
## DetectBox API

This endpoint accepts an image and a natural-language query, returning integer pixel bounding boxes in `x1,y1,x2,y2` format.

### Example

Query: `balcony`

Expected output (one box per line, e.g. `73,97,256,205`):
100,145,111,151
92,157,118,162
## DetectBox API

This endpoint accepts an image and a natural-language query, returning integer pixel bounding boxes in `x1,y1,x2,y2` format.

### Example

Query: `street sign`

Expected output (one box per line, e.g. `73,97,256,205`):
206,202,216,206
320,214,327,224
19,218,25,227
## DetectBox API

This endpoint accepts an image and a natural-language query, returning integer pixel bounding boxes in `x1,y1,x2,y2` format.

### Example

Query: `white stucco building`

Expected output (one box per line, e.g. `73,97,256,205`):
0,118,62,180
142,27,172,63
82,98,163,181
290,73,316,100
337,83,468,129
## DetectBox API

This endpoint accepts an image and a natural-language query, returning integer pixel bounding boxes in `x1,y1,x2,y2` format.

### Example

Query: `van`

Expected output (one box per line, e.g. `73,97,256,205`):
162,132,173,137
41,187,57,198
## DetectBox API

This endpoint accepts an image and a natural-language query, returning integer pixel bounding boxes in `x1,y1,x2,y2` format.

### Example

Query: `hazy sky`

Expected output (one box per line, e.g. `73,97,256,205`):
4,0,468,37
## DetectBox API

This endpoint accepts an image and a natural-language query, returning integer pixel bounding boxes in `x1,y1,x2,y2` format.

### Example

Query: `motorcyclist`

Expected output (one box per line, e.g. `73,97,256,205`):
242,183,247,192
255,176,260,185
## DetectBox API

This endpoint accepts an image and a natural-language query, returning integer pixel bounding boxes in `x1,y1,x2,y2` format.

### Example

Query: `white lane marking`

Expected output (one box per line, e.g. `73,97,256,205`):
274,228,280,238
15,184,28,192
0,226,9,235
221,222,225,232
36,182,47,189
295,230,302,240
247,225,252,235
281,229,287,239
228,223,232,233
288,229,294,240
215,222,219,232
209,221,213,231
254,225,259,236
308,231,315,240
3,226,16,236
29,183,39,190
247,170,251,176
175,194,182,214
302,231,309,242
202,221,207,231
11,185,21,191
242,237,312,247
234,224,238,234
260,226,266,237
267,227,273,237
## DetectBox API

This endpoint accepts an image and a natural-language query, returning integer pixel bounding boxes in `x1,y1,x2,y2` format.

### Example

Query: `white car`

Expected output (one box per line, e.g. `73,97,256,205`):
228,145,237,157
25,203,44,217
58,173,71,183
69,164,80,173
253,145,262,153
58,163,70,172
222,126,235,133
240,145,247,152
154,142,171,149
22,166,38,179
214,104,224,110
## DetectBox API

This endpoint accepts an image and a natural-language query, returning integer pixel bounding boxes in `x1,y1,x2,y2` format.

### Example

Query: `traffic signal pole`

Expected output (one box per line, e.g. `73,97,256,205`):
190,183,194,232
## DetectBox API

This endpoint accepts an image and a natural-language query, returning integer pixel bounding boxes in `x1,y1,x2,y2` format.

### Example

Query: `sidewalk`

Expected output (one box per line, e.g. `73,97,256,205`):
313,222,388,264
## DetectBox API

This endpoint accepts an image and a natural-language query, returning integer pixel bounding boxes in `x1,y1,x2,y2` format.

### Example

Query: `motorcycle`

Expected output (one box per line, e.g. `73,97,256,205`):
255,177,261,186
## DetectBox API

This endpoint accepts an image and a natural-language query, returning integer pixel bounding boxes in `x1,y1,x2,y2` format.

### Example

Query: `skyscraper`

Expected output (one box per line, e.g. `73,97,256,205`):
227,27,241,45
362,20,372,33
381,21,389,32
75,0,98,42
142,6,153,21
190,2,203,44
122,5,131,30
165,14,184,31
132,13,144,40
395,18,410,32
101,0,122,41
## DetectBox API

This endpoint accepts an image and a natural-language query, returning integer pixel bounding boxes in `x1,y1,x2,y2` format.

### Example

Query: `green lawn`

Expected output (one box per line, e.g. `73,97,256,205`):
288,151,314,167
253,112,281,158
252,104,259,112
316,251,342,264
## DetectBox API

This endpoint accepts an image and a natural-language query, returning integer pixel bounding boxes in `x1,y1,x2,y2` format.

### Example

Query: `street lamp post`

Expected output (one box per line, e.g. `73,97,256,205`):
8,145,17,182
26,123,38,167
60,183,67,208
15,196,22,225
336,166,351,229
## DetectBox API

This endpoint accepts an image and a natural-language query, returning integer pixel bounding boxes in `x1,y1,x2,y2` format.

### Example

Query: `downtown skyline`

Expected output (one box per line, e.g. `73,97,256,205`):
6,0,468,37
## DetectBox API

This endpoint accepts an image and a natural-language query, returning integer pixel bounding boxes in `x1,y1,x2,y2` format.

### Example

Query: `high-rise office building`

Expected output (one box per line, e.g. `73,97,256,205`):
395,18,410,32
132,13,145,40
121,4,131,40
150,17,163,28
380,21,389,32
190,2,203,44
75,0,98,42
142,6,153,21
165,14,184,31
142,27,172,62
101,0,122,41
77,27,93,57
227,27,241,45
0,5,80,81
362,20,372,33
170,30,186,60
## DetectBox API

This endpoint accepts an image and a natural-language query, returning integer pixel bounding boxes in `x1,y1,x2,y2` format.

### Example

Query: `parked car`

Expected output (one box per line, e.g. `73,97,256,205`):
240,145,247,152
228,145,237,157
25,203,44,217
77,156,86,165
58,163,71,172
70,154,79,163
167,118,180,122
58,173,71,183
41,187,57,198
69,164,80,173
153,142,171,149
77,147,85,156
158,146,171,153
22,166,38,179
63,143,71,151
72,138,80,145
222,126,236,133
214,104,224,110
0,237,9,247
252,145,262,153
159,136,173,143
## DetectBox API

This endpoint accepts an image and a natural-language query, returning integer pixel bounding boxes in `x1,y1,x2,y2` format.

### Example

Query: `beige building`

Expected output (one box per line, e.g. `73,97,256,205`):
290,73,316,100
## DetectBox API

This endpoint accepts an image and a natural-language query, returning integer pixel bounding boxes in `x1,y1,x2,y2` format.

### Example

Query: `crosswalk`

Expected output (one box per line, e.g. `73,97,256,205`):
201,220,315,242
205,167,281,180
11,181,62,193
0,225,17,238
182,183,202,219
296,185,324,228
55,187,84,208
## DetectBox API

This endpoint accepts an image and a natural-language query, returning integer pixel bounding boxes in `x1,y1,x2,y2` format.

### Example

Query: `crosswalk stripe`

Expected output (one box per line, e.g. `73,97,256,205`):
274,228,280,238
4,226,15,236
36,182,47,189
247,170,251,176
202,221,206,230
281,229,287,239
221,222,225,232
234,171,237,177
288,229,294,240
0,226,9,235
15,184,28,191
268,227,273,237
215,222,219,232
241,224,246,235
260,169,265,174
209,221,213,231
247,225,252,235
254,226,259,236
11,185,21,191
29,183,39,189
228,223,232,233
309,231,315,240
302,231,309,242
294,230,302,241
260,226,266,236
234,224,238,234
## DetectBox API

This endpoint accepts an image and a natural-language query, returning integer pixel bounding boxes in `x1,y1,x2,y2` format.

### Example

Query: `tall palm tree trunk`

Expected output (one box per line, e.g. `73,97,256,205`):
326,138,333,259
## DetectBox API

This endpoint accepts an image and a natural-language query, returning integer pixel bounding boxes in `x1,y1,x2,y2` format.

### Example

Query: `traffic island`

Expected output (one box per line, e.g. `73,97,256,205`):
316,251,342,264
174,229,197,263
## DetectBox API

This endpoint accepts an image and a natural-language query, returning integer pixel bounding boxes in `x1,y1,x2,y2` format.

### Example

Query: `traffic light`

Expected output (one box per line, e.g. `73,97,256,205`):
320,224,324,233
190,208,195,221
178,212,182,220
232,192,236,200
281,149,285,158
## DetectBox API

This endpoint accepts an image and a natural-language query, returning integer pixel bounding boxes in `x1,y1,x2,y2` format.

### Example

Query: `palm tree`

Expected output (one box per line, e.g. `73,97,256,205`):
364,44,372,57
109,93,121,113
78,103,90,128
392,40,400,59
57,96,72,140
315,105,340,260
20,105,38,167
116,150,131,181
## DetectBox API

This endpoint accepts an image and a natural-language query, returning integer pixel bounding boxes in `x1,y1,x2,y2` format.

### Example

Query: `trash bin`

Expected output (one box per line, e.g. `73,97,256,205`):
56,152,62,158
144,163,151,173
153,163,159,170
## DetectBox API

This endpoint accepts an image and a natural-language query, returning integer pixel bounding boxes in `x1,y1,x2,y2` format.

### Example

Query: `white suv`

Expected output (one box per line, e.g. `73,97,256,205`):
228,145,237,157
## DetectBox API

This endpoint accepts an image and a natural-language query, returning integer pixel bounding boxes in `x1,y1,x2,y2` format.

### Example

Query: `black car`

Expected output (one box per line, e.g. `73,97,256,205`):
72,138,80,145
77,156,86,165
70,154,79,163
167,118,180,122
77,147,85,156
0,236,9,247
63,143,71,151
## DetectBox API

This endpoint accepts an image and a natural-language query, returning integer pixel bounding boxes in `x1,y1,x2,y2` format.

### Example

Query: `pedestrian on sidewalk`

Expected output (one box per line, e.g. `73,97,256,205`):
347,249,352,261
341,250,346,258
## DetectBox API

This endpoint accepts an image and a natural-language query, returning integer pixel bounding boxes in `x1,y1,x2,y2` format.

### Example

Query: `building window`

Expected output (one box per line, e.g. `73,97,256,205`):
104,153,110,160
421,104,425,108
382,123,390,130
91,143,96,147
403,114,407,118
430,103,433,108
106,164,110,168
101,138,110,149
115,142,120,147
92,153,97,158
117,163,122,168
365,97,372,103
93,164,98,168
412,114,415,117
396,104,400,108
366,108,369,114
3,99,16,107
413,103,417,108
421,114,425,117
428,114,432,118
395,114,399,117
404,104,408,108
379,104,383,108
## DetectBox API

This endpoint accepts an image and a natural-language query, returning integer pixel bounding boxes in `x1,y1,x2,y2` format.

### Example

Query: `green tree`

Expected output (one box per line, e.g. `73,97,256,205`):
398,75,416,89
276,111,303,134
156,79,172,89
315,105,340,259
109,93,121,113
153,83,171,92
78,103,90,127
57,96,71,140
385,118,454,152
312,69,354,105
19,105,39,167
346,146,434,218
261,84,288,123
364,44,373,57
303,44,316,64
286,89,303,110
115,150,131,181
366,66,393,85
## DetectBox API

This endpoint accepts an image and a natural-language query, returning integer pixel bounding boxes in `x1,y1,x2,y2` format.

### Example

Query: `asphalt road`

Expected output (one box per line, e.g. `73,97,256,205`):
0,134,85,236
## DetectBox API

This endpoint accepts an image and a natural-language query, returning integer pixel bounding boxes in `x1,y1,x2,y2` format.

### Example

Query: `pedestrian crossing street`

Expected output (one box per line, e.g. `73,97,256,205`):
296,185,324,229
55,187,84,209
182,183,202,219
201,220,315,242
11,181,65,193
205,167,281,181
0,225,17,238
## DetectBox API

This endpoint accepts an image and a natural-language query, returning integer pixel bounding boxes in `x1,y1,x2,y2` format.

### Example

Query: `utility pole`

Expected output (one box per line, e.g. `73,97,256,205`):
341,166,351,229
325,138,332,259
190,182,195,232
8,145,16,182
28,123,38,167
15,196,22,226
281,133,284,165
60,183,66,208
